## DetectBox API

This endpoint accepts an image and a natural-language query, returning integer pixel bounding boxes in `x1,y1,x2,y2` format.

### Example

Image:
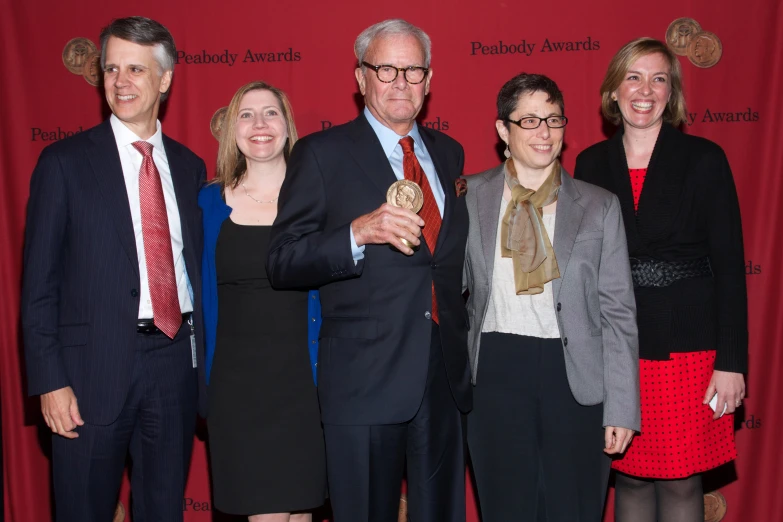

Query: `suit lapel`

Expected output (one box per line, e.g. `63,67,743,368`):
477,165,505,282
87,121,139,276
346,115,398,196
553,170,584,300
607,130,641,253
418,126,453,256
163,136,196,262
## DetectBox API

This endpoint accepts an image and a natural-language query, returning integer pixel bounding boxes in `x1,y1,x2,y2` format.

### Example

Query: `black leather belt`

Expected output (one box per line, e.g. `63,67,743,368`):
630,257,712,288
137,313,192,334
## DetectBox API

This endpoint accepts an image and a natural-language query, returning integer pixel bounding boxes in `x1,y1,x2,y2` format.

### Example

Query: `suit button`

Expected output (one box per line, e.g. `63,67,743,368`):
431,263,438,269
424,311,432,320
131,289,139,297
557,302,561,312
563,337,568,346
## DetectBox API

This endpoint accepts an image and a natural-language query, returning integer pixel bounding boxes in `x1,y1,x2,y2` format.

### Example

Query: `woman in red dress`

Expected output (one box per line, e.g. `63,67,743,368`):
575,38,747,521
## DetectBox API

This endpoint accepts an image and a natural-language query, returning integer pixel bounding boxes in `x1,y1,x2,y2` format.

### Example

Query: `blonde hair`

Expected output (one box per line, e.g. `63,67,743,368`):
600,37,687,127
213,81,298,189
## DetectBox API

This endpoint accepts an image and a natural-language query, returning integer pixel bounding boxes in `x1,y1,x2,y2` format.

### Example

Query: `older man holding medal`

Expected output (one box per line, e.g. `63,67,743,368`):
268,18,471,522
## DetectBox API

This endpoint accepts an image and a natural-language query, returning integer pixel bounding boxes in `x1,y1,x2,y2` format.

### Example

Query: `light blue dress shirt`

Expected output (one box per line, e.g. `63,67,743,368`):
349,107,445,262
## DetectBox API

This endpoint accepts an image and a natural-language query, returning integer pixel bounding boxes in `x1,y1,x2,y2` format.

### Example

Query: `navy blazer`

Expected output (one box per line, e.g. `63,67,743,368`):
197,183,321,385
21,120,208,424
267,114,472,426
575,125,748,372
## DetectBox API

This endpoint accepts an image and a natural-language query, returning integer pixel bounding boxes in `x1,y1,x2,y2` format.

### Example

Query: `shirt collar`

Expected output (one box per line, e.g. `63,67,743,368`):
110,114,164,152
363,107,423,158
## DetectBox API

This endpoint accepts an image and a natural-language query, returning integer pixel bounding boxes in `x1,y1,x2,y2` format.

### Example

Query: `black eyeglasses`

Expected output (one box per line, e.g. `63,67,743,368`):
361,62,429,84
505,116,568,130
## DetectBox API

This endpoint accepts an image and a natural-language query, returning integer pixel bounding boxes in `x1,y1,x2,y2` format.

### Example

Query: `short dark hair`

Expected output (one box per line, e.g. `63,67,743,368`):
497,73,565,127
100,17,177,101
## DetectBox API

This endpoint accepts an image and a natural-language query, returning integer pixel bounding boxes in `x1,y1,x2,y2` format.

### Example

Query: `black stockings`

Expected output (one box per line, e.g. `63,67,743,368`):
614,472,704,522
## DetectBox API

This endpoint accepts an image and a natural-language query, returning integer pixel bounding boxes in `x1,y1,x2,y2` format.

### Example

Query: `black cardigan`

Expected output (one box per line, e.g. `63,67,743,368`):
574,124,748,373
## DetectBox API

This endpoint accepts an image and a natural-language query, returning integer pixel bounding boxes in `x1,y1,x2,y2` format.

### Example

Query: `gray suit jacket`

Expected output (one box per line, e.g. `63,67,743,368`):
463,164,640,431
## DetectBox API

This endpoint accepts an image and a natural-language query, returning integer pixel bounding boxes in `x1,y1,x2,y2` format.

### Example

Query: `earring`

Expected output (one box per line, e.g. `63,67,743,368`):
611,94,617,101
504,144,511,159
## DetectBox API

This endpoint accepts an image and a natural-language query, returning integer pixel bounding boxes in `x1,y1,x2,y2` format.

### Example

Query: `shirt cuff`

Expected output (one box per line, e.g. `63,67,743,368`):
349,226,365,265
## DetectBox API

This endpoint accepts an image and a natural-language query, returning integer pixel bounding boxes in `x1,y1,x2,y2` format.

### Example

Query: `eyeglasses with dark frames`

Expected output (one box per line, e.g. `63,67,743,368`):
361,62,429,84
505,116,568,130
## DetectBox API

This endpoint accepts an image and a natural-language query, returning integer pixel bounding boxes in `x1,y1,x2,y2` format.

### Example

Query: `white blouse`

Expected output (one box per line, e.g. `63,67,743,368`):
482,198,561,339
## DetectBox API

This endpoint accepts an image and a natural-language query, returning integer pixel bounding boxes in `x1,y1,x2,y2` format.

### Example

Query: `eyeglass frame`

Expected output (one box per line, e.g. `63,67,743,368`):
361,61,430,85
504,115,568,130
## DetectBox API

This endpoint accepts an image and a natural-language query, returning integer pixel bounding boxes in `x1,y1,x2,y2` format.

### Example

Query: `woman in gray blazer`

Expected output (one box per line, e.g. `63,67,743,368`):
463,73,640,522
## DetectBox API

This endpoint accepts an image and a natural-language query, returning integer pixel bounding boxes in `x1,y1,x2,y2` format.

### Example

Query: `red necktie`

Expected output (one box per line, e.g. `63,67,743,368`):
399,136,441,323
133,141,181,339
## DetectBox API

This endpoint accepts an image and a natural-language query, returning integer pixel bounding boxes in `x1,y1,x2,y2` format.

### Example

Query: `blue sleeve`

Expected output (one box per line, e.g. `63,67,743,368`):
307,290,322,384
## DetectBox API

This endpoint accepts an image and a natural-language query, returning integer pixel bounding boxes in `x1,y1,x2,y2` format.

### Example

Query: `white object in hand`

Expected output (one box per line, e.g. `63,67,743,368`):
709,393,728,417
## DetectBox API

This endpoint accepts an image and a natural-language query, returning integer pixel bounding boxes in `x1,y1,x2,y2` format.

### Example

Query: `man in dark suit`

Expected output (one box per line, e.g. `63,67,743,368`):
267,18,472,522
21,17,206,522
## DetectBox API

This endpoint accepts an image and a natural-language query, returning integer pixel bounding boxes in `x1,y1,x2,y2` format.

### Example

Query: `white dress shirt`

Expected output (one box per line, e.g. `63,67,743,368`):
110,115,193,318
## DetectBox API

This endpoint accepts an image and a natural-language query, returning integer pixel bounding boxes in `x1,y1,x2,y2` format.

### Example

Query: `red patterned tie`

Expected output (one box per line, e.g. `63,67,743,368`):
133,141,181,339
399,136,441,323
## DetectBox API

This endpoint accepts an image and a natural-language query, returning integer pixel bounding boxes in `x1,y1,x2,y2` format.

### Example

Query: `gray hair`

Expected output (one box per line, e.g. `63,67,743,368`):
99,16,176,100
354,19,432,68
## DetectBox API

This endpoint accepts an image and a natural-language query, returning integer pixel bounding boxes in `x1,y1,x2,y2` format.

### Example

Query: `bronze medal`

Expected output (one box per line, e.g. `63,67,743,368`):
387,180,424,248
703,490,727,522
81,51,102,86
62,38,97,75
210,107,228,140
386,179,423,213
665,18,702,56
687,31,723,68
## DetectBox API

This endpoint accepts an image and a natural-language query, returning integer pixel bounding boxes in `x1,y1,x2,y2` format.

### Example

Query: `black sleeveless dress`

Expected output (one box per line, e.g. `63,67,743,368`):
207,220,325,515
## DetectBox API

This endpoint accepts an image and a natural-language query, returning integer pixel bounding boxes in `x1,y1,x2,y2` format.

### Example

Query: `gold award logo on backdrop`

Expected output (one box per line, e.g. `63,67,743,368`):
82,51,102,86
687,31,723,68
63,38,102,85
665,19,722,68
666,18,702,56
704,490,727,522
210,107,229,140
62,37,97,74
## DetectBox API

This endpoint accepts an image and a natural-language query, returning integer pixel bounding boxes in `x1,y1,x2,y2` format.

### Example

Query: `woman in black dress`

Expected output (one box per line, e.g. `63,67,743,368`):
199,81,325,521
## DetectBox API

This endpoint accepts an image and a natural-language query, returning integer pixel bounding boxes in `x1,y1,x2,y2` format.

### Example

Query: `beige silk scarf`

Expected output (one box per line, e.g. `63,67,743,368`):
501,159,561,294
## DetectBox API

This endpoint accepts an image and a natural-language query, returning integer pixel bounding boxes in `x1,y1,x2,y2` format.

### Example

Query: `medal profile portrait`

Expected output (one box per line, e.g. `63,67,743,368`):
687,31,723,68
81,51,102,86
386,179,423,213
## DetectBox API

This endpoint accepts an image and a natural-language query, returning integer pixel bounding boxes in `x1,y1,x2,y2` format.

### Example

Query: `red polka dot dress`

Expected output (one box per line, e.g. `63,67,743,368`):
611,169,738,479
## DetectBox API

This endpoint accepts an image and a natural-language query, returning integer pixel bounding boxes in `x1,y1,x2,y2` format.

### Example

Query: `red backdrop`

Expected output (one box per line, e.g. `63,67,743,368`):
2,1,781,520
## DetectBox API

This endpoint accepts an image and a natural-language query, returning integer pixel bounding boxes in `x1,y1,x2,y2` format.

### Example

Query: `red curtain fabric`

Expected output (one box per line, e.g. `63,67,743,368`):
2,1,781,520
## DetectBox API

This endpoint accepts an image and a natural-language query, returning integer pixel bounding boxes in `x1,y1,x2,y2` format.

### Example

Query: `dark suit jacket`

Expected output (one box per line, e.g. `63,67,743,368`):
267,114,472,425
21,120,207,425
574,124,747,372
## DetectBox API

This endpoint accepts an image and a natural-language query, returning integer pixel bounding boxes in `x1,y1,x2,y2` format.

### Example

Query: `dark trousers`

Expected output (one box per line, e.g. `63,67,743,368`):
323,325,465,522
51,324,198,522
468,333,610,522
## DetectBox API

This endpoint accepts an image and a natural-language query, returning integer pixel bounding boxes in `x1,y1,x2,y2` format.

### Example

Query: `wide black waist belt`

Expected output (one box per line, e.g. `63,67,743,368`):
137,313,192,334
630,257,712,288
